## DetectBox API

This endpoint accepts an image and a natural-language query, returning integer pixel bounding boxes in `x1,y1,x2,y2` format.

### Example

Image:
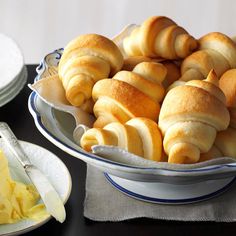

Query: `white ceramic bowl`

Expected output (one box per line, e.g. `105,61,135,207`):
28,48,236,185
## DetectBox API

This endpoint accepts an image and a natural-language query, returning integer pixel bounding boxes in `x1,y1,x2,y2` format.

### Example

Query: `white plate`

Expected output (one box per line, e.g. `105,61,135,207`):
0,139,72,236
0,65,27,95
0,34,24,91
0,66,27,107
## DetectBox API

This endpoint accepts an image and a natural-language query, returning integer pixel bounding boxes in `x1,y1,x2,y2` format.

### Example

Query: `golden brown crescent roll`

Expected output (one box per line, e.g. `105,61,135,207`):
159,70,230,164
80,117,163,161
58,34,123,109
122,56,181,89
219,69,236,107
180,32,236,82
92,62,166,128
213,69,236,158
123,16,198,59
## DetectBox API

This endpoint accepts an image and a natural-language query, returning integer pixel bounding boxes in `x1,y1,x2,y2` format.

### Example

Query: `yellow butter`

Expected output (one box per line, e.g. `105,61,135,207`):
0,149,49,224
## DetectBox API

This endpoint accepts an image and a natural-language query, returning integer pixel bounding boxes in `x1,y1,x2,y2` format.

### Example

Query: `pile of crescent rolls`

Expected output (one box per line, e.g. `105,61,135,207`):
57,16,236,164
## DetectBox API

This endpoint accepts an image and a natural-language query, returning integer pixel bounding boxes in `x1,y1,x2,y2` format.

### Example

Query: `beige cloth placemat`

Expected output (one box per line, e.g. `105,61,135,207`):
84,165,236,222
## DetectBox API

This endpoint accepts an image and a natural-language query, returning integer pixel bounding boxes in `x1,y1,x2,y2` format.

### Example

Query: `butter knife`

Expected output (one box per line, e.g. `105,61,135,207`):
0,122,66,223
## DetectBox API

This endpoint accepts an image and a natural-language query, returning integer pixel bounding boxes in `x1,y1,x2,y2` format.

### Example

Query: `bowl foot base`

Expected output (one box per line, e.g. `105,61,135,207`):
104,173,236,204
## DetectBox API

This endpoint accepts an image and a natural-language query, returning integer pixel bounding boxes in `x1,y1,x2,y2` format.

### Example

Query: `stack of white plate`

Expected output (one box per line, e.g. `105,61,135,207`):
0,33,27,107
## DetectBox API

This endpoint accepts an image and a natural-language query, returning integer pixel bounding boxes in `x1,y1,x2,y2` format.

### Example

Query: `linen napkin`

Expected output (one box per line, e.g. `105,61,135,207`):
84,165,236,222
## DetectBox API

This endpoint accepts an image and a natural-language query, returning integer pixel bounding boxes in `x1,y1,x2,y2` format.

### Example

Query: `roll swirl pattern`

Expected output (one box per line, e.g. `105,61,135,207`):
92,62,166,128
180,32,236,82
58,34,123,110
159,70,230,164
123,16,198,59
80,117,163,161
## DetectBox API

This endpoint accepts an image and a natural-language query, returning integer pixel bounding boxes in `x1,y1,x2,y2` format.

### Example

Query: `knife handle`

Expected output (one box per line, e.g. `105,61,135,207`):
0,122,31,167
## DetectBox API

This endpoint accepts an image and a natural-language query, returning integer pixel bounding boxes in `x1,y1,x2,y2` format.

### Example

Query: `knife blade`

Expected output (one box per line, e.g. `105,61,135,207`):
0,122,66,223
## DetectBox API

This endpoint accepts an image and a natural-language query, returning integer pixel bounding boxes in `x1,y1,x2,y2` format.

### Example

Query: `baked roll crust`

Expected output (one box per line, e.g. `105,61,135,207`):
159,70,230,163
92,62,166,128
123,16,198,59
180,32,236,82
58,34,123,109
80,117,163,161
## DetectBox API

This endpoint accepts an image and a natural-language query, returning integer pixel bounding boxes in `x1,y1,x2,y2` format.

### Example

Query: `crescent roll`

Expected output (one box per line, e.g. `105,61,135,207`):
213,69,236,158
58,34,123,110
92,62,166,128
180,32,236,82
122,56,181,89
159,70,230,164
80,117,163,161
123,16,198,59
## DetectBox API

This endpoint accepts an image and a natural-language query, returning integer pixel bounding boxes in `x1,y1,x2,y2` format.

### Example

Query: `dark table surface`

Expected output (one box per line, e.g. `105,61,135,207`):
1,65,236,236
